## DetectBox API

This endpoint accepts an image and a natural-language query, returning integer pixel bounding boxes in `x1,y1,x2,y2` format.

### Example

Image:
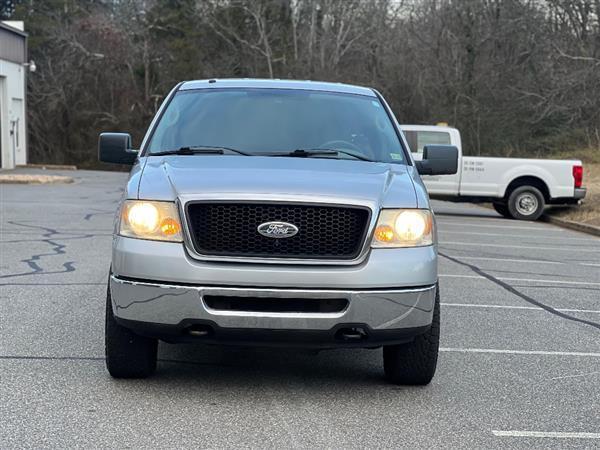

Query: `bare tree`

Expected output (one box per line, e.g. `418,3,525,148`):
11,0,600,165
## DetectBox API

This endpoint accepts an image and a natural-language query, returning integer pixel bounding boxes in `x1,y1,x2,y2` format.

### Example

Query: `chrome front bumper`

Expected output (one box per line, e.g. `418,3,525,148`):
110,276,437,332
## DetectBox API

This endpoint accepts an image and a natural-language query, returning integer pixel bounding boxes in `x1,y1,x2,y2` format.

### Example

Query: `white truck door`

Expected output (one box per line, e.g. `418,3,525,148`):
402,126,461,195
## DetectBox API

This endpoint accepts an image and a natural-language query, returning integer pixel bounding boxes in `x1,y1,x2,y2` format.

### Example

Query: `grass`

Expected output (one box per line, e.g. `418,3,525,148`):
546,148,600,227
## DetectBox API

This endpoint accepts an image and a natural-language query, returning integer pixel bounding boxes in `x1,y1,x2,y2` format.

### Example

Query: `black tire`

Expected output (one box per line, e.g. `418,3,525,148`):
105,285,158,378
492,202,511,218
383,284,440,385
507,185,545,221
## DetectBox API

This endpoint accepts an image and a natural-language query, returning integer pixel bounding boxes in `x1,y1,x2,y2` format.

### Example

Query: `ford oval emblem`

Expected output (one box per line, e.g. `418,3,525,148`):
257,221,299,239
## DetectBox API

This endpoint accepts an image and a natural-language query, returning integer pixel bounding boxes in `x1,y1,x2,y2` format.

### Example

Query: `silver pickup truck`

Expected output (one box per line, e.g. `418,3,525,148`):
99,79,458,385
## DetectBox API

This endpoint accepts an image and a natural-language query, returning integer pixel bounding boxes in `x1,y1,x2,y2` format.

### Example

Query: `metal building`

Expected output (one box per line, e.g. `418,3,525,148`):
0,21,28,169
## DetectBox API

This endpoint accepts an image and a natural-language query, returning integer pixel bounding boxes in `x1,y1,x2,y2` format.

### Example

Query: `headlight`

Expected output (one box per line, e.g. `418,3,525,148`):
119,200,183,242
371,209,433,247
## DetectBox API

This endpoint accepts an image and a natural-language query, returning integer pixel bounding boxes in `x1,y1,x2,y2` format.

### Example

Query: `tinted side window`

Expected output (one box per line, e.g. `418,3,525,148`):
415,131,451,153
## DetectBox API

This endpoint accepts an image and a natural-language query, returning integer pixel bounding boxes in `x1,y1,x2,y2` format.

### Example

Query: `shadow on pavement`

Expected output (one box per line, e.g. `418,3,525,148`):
149,342,394,388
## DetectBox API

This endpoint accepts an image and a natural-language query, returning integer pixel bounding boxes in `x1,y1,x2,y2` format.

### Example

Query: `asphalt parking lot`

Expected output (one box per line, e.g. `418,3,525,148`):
1,169,599,448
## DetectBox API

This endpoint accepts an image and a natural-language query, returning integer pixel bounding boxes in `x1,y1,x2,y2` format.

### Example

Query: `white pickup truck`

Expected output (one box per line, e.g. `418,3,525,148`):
401,125,586,220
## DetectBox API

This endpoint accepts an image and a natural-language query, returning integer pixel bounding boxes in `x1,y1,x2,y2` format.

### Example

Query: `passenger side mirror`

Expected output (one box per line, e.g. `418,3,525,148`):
98,132,138,165
416,145,458,175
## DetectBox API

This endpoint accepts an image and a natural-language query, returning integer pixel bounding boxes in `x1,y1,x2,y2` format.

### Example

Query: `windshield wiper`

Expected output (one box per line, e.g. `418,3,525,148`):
150,146,252,156
150,146,372,161
262,148,373,162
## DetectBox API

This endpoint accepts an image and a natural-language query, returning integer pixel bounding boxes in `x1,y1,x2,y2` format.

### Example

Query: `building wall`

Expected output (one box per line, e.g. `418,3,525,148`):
0,57,27,169
1,22,27,169
0,25,26,63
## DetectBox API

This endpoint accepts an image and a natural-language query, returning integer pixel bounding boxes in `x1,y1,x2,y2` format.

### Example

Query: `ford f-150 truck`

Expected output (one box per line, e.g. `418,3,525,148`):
99,79,458,385
401,125,586,220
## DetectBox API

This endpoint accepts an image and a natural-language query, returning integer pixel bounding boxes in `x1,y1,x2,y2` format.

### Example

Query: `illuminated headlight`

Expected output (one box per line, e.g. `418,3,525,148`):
119,200,183,242
371,209,434,248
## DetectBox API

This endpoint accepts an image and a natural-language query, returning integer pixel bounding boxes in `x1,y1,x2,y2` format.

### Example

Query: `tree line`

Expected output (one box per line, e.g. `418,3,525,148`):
5,0,600,166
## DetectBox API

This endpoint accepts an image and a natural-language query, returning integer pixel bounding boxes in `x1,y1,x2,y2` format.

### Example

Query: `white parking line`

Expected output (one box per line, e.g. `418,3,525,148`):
439,230,599,242
440,348,600,357
441,241,600,252
441,303,600,314
441,256,562,265
548,371,600,380
439,274,600,287
440,255,600,268
491,430,600,439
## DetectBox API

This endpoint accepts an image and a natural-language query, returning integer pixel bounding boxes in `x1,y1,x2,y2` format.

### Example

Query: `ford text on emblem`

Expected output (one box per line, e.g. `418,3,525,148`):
257,221,299,238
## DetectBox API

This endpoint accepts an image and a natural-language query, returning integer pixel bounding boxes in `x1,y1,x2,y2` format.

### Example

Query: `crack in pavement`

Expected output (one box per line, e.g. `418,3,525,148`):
439,252,600,331
84,209,116,221
1,234,112,244
0,221,81,279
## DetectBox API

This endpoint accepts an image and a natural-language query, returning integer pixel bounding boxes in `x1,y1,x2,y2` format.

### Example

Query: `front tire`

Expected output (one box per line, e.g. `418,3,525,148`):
105,285,158,378
507,185,545,221
383,284,440,385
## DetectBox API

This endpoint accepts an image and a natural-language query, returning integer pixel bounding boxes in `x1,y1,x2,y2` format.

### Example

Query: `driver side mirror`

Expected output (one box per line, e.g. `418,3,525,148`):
98,132,138,165
416,145,458,175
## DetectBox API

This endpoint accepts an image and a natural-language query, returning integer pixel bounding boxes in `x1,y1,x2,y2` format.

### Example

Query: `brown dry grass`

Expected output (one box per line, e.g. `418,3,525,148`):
485,148,600,226
548,157,600,227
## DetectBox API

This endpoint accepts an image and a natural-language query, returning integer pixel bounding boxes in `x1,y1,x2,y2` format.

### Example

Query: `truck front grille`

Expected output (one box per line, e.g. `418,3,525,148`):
186,202,370,260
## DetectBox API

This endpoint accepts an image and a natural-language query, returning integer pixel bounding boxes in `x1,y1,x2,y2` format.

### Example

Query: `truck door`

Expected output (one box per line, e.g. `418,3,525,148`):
403,128,461,195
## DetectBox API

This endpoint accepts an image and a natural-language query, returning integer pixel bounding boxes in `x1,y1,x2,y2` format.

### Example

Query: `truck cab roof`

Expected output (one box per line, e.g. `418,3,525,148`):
179,78,377,97
400,124,458,133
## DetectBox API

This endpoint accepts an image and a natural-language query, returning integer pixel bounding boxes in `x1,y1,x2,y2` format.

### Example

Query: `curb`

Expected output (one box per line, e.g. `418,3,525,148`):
542,214,600,237
16,164,78,170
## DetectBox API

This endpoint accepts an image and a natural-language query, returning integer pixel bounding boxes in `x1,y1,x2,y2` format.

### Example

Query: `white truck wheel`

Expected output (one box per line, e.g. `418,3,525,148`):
507,186,545,221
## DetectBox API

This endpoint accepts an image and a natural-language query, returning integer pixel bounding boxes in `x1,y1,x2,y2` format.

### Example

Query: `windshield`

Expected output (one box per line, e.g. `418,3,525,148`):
146,88,406,163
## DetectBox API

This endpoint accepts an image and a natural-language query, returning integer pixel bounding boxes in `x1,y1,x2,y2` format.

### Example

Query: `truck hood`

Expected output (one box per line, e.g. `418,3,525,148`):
136,155,419,208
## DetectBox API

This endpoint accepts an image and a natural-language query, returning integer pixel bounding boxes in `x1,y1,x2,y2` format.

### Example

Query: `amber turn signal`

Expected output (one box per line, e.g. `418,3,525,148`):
374,224,395,243
160,217,181,236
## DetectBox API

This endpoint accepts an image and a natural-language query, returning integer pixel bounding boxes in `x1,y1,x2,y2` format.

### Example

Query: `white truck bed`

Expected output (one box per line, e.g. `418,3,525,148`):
400,125,586,220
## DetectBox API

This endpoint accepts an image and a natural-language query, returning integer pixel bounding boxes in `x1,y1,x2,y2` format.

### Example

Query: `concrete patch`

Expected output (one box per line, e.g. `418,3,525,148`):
16,164,78,170
0,174,74,184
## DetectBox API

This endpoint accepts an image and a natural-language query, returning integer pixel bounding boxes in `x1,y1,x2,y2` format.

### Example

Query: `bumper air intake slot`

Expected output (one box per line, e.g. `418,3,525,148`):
203,295,348,314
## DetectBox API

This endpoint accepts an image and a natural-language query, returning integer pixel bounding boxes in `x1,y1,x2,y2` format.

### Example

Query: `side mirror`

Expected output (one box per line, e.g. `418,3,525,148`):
416,145,458,175
98,132,137,165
